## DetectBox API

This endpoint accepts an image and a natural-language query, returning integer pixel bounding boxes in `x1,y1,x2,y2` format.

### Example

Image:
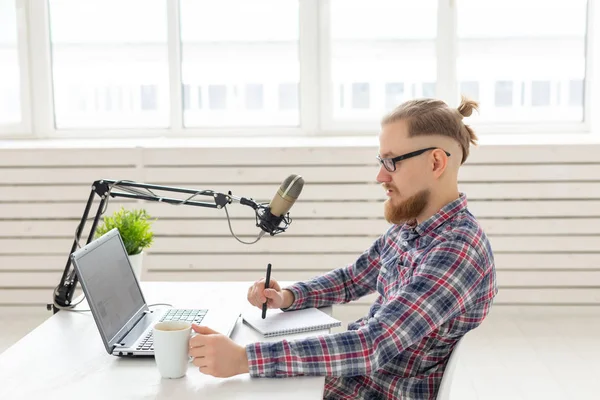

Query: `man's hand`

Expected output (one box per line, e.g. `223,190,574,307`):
247,277,295,310
189,325,249,378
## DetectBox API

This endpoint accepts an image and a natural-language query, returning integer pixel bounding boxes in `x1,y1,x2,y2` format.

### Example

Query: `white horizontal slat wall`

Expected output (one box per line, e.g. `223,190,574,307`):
1,143,599,308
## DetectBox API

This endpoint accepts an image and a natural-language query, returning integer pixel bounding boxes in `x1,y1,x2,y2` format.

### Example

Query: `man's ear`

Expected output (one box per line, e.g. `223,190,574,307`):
431,149,448,178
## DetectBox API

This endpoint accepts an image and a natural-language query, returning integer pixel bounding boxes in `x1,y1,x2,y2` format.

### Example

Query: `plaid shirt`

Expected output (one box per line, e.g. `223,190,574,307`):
246,193,498,399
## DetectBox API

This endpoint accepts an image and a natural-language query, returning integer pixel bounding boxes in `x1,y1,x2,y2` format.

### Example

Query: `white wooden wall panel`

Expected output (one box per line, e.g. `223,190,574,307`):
2,217,599,238
1,144,599,307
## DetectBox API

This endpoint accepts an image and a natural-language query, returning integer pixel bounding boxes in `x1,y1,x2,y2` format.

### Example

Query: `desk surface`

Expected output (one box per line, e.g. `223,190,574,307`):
0,282,328,400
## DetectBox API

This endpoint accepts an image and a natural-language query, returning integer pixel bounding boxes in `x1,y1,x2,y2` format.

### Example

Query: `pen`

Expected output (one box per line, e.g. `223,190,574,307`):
262,263,272,319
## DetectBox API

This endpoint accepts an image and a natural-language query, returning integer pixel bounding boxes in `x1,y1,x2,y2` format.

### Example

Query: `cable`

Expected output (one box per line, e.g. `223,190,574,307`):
148,303,173,308
224,205,263,245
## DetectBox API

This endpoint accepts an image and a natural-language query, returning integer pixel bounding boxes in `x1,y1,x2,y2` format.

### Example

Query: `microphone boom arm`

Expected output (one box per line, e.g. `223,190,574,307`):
49,179,263,313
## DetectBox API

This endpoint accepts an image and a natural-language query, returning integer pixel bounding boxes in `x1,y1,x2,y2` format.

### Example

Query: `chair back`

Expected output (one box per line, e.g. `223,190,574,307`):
436,336,465,400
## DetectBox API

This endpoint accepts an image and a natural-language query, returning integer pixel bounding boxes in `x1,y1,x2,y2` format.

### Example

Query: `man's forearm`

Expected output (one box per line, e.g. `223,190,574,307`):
283,265,378,311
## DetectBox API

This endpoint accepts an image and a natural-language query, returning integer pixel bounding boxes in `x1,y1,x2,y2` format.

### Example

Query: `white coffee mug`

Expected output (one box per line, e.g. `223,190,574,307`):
153,321,192,379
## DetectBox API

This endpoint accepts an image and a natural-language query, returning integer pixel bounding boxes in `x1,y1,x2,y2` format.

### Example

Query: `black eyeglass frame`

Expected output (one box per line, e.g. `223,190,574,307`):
376,147,451,172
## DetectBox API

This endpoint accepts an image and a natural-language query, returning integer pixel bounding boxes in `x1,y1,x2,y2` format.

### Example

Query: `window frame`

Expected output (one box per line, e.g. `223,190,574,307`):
0,0,597,139
0,0,32,136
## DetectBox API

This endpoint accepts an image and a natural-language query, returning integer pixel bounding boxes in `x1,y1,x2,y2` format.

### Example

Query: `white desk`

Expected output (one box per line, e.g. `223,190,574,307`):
0,282,329,400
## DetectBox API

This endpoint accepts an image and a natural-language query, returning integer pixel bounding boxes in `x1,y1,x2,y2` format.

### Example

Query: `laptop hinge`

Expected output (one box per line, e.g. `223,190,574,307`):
110,306,150,347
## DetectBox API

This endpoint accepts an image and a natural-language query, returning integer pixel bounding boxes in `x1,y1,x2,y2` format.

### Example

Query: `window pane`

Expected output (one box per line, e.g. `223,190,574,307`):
569,79,584,107
457,0,587,123
531,81,551,107
331,0,437,122
352,83,370,109
385,83,404,110
181,0,299,127
208,85,227,110
495,81,513,107
197,87,203,109
48,0,169,128
140,85,158,111
422,82,436,97
278,83,298,110
182,84,191,110
0,0,21,125
460,81,479,101
245,84,264,110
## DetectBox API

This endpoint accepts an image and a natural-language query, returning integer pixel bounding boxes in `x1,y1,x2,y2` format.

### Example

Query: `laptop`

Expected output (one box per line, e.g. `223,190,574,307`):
71,228,240,357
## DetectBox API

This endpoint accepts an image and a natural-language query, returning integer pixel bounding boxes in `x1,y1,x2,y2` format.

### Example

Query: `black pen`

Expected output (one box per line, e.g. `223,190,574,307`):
262,263,272,319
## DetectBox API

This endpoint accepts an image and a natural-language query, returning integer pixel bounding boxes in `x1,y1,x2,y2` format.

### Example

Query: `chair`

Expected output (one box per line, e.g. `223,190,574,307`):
436,336,465,400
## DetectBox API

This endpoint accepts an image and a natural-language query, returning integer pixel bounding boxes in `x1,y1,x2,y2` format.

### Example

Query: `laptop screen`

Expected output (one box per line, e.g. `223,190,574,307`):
73,229,146,348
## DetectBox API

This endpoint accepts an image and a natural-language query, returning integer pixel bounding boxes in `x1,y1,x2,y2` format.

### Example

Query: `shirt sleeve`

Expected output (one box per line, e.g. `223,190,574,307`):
246,239,485,377
281,234,386,311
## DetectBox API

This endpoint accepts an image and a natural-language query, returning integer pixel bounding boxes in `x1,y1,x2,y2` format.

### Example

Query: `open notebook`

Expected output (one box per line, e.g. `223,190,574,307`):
243,308,341,338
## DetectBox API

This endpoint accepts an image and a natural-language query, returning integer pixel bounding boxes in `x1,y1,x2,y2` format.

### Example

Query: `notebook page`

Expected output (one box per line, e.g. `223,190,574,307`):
242,308,341,337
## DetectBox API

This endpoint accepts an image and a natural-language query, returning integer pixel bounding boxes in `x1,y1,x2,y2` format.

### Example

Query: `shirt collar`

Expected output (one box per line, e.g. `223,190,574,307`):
403,193,468,237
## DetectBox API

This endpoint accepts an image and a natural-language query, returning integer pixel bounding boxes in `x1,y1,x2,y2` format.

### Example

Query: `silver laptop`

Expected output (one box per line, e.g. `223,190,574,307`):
71,228,239,357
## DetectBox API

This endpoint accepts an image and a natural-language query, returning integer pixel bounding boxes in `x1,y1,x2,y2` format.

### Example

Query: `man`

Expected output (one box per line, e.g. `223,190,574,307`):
188,97,498,399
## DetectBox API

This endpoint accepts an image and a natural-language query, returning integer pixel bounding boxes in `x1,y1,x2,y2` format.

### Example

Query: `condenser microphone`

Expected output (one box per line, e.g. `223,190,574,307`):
257,174,304,236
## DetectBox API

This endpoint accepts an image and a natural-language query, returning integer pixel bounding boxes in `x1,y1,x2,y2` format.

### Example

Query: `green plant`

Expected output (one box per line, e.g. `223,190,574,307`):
95,207,155,256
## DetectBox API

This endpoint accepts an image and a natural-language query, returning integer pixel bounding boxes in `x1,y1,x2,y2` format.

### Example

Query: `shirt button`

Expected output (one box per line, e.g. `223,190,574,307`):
381,267,387,274
401,232,409,239
402,241,408,246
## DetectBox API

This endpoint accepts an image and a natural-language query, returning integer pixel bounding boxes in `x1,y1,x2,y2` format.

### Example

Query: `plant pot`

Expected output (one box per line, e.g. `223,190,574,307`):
128,251,144,281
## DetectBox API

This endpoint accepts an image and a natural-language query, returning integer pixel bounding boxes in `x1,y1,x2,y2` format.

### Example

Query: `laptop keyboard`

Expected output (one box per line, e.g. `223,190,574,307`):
136,309,207,351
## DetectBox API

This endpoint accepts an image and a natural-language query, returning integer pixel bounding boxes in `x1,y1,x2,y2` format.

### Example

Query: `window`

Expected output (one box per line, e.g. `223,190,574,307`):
48,0,169,128
330,0,437,122
180,0,299,127
0,0,21,126
457,0,588,123
0,0,597,137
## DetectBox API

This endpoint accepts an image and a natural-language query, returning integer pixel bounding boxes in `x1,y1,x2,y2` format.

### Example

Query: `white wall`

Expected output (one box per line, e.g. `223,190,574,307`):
1,142,599,308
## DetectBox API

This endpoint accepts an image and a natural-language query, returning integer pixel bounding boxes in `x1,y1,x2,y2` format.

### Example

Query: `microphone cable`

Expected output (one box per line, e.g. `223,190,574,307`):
223,205,264,245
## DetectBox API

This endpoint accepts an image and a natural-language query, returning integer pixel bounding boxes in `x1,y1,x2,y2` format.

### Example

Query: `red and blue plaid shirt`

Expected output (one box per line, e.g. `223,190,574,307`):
246,193,498,399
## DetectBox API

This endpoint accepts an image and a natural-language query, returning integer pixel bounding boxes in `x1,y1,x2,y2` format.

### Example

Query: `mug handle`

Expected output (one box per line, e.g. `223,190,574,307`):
188,328,198,363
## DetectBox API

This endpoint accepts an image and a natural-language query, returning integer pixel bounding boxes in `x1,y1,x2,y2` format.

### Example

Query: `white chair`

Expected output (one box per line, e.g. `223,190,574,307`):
436,336,465,400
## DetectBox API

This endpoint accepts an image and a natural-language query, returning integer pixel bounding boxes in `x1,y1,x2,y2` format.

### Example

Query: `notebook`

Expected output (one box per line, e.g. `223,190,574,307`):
242,308,341,338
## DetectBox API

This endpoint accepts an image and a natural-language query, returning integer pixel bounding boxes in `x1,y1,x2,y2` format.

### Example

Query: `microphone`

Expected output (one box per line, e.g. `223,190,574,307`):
257,174,304,236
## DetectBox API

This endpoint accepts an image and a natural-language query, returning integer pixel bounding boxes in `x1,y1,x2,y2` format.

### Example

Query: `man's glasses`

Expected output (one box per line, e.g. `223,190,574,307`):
376,147,451,172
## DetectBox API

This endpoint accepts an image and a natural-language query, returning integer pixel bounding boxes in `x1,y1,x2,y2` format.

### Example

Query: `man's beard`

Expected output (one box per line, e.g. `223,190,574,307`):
384,188,430,225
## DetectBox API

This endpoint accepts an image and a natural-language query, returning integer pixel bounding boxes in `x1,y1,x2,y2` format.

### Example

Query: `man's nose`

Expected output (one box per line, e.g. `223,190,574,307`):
376,165,392,183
